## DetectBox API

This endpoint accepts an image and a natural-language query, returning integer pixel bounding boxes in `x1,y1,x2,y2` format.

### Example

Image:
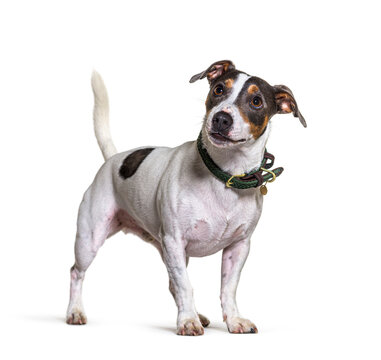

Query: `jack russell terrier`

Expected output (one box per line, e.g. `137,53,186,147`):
66,60,306,335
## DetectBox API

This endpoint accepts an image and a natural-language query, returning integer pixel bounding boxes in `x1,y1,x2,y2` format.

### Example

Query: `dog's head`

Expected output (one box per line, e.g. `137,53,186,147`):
190,60,306,148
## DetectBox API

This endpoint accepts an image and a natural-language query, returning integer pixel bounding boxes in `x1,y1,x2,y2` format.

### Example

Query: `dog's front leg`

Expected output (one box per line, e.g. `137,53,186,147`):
221,238,258,334
162,236,204,336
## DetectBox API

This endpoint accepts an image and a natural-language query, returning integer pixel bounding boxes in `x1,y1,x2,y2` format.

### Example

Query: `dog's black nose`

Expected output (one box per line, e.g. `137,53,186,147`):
211,111,233,133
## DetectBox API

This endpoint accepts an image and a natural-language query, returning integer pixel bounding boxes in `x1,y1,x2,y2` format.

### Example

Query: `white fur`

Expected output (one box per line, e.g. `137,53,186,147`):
91,71,117,160
66,72,267,335
226,73,250,102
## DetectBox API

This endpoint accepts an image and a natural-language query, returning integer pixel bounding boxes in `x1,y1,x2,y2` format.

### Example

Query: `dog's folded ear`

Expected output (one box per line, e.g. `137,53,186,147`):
189,60,236,84
273,85,307,128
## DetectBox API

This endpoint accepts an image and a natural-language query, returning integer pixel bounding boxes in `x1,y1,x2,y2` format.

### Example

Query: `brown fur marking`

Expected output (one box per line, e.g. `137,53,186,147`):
225,78,234,88
205,92,211,106
240,110,269,140
248,84,259,94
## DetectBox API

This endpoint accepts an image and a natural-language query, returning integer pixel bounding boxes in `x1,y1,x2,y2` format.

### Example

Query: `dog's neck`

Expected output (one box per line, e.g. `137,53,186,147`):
201,126,271,175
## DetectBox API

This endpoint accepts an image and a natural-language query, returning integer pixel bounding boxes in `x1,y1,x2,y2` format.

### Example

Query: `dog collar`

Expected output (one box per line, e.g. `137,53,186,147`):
196,132,284,194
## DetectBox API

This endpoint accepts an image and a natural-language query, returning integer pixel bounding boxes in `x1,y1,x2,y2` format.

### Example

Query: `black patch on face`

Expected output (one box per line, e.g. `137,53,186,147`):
205,70,244,114
234,76,278,126
119,148,155,179
221,76,278,139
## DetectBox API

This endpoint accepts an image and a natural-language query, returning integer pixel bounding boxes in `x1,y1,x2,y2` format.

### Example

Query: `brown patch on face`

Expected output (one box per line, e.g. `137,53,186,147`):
205,108,212,121
205,92,211,106
240,110,270,140
247,84,259,94
224,78,234,88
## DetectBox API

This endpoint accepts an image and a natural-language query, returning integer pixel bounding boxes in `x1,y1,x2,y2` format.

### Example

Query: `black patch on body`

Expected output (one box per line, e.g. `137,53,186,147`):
119,148,155,179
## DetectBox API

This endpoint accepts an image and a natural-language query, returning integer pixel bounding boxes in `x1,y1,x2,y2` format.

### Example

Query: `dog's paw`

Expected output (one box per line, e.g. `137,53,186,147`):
226,317,257,334
198,313,210,328
177,318,204,336
66,310,87,325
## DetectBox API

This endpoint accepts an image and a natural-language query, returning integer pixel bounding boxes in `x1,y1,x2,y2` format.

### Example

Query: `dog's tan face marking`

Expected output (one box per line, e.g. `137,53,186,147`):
225,78,234,88
239,109,270,140
247,84,259,94
205,93,210,106
257,114,270,139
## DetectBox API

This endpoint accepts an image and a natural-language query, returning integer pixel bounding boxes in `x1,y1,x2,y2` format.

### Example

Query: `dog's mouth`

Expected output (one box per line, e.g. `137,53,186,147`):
209,132,246,146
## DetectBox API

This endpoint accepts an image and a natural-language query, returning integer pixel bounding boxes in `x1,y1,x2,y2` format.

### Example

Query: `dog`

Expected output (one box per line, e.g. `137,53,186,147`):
66,60,306,335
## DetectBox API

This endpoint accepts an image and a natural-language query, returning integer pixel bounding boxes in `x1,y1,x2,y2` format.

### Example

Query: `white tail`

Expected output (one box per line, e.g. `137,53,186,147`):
91,71,117,160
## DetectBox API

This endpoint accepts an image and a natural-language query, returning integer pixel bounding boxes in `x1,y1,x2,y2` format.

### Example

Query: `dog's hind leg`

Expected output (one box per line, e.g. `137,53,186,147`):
66,185,121,325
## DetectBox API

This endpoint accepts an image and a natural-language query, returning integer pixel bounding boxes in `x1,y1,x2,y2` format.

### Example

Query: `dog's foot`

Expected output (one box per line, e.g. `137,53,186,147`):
226,317,257,334
198,313,210,328
66,309,87,325
177,318,204,336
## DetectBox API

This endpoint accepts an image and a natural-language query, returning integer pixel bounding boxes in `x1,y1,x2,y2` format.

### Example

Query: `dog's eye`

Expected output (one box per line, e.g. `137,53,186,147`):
250,96,263,109
213,85,224,96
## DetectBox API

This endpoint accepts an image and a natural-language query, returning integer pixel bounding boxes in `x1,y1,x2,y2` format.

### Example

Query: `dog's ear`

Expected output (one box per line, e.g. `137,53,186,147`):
273,85,307,128
189,60,235,84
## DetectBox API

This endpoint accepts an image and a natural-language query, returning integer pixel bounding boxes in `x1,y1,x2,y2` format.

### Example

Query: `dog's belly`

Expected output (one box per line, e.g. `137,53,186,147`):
184,218,249,257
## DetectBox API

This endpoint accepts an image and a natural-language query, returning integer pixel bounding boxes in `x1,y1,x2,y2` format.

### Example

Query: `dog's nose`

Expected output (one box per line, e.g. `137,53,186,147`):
212,111,233,133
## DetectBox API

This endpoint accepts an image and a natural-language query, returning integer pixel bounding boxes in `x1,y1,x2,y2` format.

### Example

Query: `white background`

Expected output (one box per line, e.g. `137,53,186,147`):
1,0,380,359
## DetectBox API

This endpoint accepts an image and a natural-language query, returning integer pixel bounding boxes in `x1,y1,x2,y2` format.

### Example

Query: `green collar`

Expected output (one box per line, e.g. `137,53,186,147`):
196,132,284,190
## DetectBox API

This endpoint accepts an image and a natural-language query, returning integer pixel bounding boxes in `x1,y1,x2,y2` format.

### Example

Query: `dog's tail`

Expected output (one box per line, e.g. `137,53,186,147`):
91,71,117,161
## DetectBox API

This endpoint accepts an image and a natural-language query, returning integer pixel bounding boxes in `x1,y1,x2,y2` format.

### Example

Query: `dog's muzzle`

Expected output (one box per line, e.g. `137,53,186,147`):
211,111,233,134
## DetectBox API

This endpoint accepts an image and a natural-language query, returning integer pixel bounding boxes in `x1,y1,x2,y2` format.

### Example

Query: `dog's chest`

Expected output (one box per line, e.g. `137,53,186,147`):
179,187,263,257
